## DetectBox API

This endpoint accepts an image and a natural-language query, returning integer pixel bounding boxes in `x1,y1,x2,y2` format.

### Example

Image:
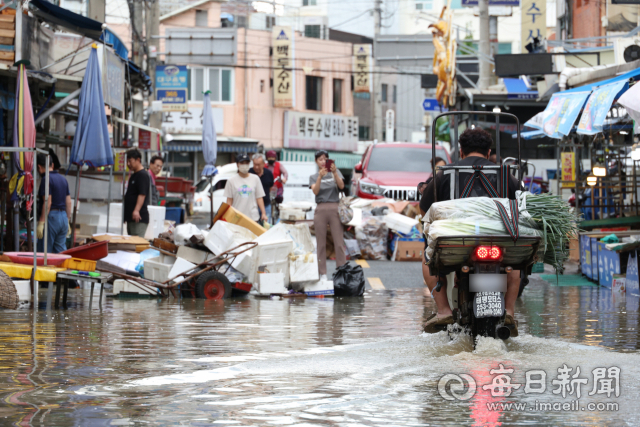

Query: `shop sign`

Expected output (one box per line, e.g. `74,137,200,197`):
272,26,295,108
284,111,358,152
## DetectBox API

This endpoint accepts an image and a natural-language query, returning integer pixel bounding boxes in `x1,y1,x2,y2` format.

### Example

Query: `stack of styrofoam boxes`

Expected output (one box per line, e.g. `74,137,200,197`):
383,212,419,234
144,252,176,283
75,214,100,236
234,239,293,291
107,203,166,238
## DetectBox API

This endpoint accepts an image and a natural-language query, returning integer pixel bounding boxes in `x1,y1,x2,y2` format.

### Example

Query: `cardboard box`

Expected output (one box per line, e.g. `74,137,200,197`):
612,274,626,293
395,241,424,261
213,203,265,237
304,279,334,296
569,237,580,262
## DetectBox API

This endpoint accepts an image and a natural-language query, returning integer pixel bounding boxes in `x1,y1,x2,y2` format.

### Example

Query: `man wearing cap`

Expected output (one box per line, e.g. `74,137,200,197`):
265,150,288,203
224,153,269,224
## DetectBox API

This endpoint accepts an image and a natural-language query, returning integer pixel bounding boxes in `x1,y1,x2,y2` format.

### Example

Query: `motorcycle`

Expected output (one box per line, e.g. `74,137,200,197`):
427,111,541,341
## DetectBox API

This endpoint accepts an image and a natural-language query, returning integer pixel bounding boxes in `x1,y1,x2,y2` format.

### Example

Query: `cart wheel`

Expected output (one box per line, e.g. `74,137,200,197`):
196,271,232,300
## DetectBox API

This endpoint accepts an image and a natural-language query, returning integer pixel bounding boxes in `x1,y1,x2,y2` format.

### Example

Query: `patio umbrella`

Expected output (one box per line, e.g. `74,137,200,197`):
201,91,218,224
8,61,36,250
69,45,114,245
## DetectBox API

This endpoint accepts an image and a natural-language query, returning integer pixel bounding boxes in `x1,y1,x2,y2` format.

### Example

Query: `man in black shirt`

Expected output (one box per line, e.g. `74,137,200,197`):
124,149,150,238
419,128,521,335
249,153,275,224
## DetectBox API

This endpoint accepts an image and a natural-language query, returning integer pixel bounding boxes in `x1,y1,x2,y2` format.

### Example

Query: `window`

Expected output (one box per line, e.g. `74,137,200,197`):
305,25,322,39
306,76,323,110
393,85,397,103
415,0,432,10
189,67,233,103
333,79,343,113
381,84,388,102
450,0,463,9
354,92,371,100
303,0,317,5
195,10,208,27
358,126,370,141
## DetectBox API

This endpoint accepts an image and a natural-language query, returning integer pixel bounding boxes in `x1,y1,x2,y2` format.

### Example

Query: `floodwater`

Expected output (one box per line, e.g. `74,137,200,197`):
1,279,640,426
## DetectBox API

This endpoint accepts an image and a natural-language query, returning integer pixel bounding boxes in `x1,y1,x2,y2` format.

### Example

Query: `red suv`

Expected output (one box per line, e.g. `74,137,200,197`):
351,142,451,201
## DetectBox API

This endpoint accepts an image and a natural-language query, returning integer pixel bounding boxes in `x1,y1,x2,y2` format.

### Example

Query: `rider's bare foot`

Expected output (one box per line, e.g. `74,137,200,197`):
505,313,519,337
424,312,454,333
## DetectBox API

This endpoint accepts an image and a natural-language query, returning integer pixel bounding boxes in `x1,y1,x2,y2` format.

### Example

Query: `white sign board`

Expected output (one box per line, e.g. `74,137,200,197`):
161,107,224,134
283,111,358,152
385,109,395,143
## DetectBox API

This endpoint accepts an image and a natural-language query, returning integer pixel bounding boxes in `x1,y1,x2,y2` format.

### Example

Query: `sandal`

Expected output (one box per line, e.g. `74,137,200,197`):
424,313,454,333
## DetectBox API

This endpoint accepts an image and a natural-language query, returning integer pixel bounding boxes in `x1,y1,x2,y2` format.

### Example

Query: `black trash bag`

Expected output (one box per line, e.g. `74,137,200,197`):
332,263,365,297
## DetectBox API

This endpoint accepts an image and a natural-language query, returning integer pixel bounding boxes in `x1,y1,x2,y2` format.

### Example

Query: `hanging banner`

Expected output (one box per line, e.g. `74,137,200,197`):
521,0,546,53
273,26,295,108
283,111,358,152
540,91,591,138
577,81,628,135
138,130,160,150
561,152,576,188
353,44,371,93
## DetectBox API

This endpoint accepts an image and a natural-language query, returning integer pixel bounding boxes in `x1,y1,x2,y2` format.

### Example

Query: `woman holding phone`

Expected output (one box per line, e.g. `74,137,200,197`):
310,150,346,280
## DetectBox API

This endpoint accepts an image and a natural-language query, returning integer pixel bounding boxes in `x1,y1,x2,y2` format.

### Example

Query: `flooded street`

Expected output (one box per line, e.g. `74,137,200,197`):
1,276,639,426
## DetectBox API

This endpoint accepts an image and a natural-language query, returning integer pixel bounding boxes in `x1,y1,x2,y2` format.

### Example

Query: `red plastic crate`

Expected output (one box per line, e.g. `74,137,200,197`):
61,240,109,261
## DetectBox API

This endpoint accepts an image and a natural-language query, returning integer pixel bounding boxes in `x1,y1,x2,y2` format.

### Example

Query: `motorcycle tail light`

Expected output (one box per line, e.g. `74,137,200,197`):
475,246,502,260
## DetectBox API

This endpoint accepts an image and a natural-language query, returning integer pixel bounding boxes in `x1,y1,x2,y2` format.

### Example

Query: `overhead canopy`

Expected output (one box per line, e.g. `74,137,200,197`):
164,135,259,154
30,0,129,61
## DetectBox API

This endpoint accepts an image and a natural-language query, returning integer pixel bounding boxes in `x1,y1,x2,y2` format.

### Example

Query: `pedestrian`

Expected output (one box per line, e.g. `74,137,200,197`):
249,153,275,223
148,154,164,206
36,153,72,253
124,149,150,238
224,153,268,224
417,156,447,196
310,150,346,281
265,150,288,203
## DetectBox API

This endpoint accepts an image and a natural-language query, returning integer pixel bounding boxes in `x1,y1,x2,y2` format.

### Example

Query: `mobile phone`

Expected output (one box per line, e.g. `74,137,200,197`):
325,159,334,170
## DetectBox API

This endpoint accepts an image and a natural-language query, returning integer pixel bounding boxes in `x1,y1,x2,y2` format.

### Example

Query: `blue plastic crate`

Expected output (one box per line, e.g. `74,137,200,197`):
165,207,184,225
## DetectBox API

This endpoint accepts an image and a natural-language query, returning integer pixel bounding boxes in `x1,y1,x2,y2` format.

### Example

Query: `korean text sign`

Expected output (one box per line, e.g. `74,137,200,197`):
272,26,295,108
156,65,188,111
521,0,546,53
353,44,371,93
284,111,358,152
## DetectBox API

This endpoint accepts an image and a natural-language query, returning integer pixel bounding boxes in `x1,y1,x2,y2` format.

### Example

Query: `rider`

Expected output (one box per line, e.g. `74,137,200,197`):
419,127,522,336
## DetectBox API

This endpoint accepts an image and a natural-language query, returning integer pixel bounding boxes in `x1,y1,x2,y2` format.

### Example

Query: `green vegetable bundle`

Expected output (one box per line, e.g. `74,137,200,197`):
520,193,581,271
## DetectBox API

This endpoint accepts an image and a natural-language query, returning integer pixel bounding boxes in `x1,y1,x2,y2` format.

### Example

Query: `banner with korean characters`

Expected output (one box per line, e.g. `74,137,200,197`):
353,44,371,93
161,107,224,135
284,111,358,152
520,0,546,53
561,152,575,188
156,65,188,111
273,26,295,108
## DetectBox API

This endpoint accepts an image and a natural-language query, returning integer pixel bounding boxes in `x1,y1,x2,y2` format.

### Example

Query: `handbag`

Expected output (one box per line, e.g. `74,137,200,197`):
338,195,354,225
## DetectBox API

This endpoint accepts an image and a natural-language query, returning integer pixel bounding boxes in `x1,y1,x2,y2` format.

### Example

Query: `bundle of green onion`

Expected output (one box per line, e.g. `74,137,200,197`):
521,193,581,271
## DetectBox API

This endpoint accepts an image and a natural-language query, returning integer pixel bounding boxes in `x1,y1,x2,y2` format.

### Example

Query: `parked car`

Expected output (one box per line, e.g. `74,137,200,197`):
193,163,239,214
351,142,451,201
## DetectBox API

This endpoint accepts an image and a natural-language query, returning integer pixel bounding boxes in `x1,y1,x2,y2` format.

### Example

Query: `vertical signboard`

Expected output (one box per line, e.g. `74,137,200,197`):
156,65,188,111
273,26,295,108
385,109,394,142
100,47,125,112
353,44,371,93
561,152,575,188
521,0,546,53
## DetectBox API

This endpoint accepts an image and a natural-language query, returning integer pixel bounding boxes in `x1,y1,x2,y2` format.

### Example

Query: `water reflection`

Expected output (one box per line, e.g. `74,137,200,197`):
0,279,638,425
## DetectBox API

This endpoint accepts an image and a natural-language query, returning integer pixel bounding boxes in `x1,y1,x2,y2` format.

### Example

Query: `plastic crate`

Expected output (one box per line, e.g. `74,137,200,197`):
144,254,176,283
165,207,184,224
531,262,544,273
61,258,97,272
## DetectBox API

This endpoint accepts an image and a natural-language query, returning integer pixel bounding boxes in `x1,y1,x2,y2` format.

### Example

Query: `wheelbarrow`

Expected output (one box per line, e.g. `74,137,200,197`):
111,242,258,300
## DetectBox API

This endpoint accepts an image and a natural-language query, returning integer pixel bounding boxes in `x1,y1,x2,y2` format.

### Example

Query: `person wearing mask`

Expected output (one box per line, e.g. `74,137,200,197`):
124,149,150,238
148,155,164,206
36,154,72,253
224,153,269,224
265,150,288,203
310,150,346,281
249,153,275,223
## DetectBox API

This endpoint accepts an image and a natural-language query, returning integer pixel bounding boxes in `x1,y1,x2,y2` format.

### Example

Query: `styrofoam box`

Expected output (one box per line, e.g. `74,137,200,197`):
168,257,197,282
13,280,32,302
290,253,319,284
205,221,257,255
75,214,100,226
144,254,176,282
113,279,156,295
304,279,334,296
107,203,166,239
233,239,293,285
383,212,418,234
176,246,214,265
257,273,287,295
279,208,306,221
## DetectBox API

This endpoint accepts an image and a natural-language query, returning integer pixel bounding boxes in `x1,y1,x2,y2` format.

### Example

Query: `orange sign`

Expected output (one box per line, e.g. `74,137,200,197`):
561,152,575,188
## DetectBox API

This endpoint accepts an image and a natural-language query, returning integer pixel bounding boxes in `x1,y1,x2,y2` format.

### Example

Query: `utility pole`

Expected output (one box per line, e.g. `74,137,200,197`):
146,0,161,133
372,0,383,142
478,0,491,90
130,0,145,143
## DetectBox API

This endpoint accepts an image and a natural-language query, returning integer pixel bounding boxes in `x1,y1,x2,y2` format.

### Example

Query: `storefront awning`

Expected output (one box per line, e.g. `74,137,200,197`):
281,149,361,170
164,135,259,154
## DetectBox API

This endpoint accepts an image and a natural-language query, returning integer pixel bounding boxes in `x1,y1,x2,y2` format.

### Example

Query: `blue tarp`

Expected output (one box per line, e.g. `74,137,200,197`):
576,80,628,135
70,48,113,167
504,78,538,99
540,91,591,138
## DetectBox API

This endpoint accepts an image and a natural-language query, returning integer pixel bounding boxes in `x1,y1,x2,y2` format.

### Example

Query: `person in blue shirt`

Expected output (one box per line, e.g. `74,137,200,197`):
36,154,72,253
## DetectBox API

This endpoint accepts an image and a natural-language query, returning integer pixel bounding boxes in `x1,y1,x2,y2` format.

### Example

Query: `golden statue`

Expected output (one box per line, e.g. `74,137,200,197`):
429,4,457,108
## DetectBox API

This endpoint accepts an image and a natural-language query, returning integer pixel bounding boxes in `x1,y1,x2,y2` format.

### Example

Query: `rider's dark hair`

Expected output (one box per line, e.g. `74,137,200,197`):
459,128,492,156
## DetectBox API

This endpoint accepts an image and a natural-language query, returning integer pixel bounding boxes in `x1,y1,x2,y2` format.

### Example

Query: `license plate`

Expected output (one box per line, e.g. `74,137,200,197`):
469,274,508,292
473,291,505,318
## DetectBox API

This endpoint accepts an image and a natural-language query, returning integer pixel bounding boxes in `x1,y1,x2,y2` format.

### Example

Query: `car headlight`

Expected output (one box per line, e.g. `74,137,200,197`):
360,182,385,196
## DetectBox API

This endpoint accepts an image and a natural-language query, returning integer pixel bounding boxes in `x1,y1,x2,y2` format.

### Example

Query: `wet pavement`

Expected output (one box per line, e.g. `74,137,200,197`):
1,274,639,426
